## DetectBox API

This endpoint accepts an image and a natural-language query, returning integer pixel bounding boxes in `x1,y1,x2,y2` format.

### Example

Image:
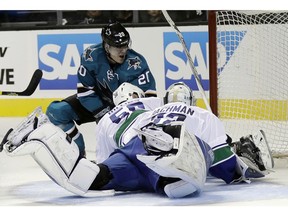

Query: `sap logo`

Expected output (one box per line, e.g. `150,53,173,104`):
217,31,246,71
164,31,209,91
37,33,101,90
164,31,245,91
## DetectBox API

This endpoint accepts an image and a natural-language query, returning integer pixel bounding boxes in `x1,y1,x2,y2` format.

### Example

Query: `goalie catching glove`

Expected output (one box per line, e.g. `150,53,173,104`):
230,130,274,183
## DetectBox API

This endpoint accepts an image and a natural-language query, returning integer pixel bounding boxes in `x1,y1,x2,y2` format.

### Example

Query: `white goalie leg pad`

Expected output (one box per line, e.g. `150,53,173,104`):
67,159,115,197
5,140,43,156
68,159,100,194
164,180,198,198
137,124,207,194
7,122,89,196
5,122,114,197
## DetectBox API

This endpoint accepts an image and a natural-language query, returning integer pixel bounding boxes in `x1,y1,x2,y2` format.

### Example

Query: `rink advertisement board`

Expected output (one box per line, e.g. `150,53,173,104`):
0,25,270,116
0,26,211,116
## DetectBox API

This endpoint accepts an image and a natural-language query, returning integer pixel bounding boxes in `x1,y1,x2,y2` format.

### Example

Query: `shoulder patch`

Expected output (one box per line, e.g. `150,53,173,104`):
83,47,97,62
127,56,142,70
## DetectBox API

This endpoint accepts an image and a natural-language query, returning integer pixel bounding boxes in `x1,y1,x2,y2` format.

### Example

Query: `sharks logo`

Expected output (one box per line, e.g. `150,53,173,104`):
83,47,96,62
127,56,141,70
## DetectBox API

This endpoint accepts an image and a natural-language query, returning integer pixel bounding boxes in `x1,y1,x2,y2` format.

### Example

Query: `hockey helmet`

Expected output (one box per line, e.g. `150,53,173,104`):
113,82,145,106
101,21,131,48
164,82,196,106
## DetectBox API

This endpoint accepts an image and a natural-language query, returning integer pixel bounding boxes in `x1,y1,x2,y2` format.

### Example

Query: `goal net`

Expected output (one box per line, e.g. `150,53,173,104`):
208,11,288,158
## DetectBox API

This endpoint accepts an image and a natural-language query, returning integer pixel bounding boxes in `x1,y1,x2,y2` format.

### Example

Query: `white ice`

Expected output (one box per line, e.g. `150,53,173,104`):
1,117,288,210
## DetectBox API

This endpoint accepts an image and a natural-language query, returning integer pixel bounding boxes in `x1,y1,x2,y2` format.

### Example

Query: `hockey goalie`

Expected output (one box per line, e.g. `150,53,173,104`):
0,102,274,198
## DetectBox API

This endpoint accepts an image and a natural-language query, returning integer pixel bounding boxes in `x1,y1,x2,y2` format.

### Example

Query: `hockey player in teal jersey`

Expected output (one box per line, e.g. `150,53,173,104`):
46,21,157,157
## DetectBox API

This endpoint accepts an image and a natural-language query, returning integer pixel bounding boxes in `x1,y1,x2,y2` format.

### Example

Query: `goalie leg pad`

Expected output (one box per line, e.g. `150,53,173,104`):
136,124,207,194
68,159,100,193
6,122,114,197
164,180,198,198
29,123,80,175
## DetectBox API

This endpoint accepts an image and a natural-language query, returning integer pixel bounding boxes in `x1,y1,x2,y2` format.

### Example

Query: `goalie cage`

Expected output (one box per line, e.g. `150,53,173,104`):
208,10,288,158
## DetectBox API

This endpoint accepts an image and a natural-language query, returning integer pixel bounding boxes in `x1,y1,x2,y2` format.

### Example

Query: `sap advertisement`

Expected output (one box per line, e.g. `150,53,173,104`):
38,33,101,90
163,31,209,91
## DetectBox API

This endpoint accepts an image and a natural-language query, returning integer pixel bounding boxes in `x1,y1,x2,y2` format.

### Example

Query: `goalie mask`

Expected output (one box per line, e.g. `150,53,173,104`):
164,82,196,106
113,82,145,106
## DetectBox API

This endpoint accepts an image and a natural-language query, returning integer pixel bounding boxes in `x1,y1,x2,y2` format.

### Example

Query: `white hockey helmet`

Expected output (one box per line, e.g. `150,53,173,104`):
164,82,196,106
113,82,145,106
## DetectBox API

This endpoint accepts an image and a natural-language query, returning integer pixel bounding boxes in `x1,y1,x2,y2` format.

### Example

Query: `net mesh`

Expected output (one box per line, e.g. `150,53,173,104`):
216,11,288,157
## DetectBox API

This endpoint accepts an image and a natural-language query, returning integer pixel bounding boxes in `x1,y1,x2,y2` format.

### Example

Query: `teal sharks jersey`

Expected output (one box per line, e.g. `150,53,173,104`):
76,43,157,114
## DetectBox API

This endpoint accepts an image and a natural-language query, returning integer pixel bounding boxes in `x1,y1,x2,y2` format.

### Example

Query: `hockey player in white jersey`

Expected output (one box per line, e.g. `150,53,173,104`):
95,81,197,163
95,82,163,163
163,82,274,182
1,105,205,198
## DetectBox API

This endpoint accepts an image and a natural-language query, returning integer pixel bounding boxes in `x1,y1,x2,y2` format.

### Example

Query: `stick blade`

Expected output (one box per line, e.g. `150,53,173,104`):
18,69,43,96
0,69,43,96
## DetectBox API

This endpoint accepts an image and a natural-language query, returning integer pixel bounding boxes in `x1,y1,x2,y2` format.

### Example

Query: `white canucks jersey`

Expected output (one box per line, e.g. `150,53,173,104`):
95,97,163,163
122,102,228,152
120,102,231,175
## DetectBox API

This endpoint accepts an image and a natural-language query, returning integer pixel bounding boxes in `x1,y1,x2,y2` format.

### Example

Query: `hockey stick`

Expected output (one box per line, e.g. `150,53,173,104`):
162,10,212,112
0,69,43,96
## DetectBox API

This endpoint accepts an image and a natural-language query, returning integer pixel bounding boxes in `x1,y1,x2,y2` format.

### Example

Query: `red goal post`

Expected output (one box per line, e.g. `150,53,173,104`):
208,10,288,158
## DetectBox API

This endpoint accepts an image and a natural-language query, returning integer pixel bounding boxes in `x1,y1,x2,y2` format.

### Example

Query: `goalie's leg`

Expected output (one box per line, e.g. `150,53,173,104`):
4,119,114,197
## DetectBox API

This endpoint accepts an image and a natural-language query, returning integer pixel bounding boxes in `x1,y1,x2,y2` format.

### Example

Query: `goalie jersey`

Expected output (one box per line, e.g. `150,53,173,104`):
117,102,239,184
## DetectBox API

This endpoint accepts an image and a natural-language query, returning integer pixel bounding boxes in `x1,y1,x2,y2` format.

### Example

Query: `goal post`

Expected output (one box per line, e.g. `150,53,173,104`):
208,10,288,157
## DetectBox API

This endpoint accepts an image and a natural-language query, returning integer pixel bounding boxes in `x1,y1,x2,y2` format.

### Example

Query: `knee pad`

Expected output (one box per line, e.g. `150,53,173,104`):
46,101,74,125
